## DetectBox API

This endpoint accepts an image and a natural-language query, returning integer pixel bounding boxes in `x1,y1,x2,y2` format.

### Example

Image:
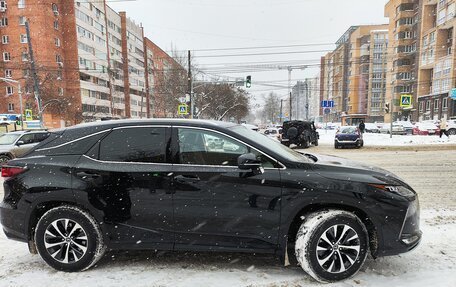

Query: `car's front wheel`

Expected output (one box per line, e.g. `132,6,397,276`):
0,154,11,165
34,205,106,272
295,210,368,283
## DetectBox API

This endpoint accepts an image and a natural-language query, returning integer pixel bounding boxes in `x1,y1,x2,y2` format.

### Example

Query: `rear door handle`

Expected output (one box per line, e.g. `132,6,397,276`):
174,175,200,183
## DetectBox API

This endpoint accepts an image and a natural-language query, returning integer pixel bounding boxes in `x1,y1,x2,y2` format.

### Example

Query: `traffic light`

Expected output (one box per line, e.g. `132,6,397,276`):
385,102,390,114
246,75,252,88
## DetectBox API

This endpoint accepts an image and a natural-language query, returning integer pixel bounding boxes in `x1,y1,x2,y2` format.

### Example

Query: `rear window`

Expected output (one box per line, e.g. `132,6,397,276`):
99,127,168,163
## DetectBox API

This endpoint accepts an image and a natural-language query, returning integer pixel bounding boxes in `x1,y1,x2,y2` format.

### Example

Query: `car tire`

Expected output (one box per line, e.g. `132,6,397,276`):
295,210,368,283
334,142,339,149
34,205,106,272
314,139,319,147
0,154,11,165
449,129,456,136
303,137,310,149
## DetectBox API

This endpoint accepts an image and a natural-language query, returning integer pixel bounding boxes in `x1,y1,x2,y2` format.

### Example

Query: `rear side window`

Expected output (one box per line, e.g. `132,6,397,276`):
99,127,168,163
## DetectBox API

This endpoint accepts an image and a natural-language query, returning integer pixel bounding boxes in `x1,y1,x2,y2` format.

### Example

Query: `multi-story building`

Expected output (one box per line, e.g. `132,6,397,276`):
0,0,182,128
321,25,388,124
417,0,456,121
384,0,422,122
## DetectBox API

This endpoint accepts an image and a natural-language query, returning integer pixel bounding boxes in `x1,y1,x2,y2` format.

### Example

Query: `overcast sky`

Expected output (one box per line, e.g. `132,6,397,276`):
110,0,389,104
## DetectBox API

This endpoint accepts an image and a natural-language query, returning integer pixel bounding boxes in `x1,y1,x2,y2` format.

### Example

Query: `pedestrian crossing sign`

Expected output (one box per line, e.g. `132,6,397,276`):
25,109,33,121
400,95,412,108
178,104,189,115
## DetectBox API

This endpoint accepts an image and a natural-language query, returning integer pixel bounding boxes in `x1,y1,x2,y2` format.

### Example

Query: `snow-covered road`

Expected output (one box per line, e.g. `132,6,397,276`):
1,147,455,287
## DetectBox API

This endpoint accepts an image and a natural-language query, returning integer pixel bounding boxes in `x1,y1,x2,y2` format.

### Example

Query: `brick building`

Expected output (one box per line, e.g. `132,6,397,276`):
0,0,182,128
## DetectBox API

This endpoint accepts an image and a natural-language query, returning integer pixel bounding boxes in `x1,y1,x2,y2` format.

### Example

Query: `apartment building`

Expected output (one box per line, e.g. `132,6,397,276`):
417,0,456,120
384,0,422,122
320,27,356,123
321,25,388,125
0,0,181,128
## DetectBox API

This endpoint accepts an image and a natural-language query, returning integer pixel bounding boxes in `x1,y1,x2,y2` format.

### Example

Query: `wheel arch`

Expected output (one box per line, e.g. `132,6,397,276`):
281,203,379,265
26,200,104,253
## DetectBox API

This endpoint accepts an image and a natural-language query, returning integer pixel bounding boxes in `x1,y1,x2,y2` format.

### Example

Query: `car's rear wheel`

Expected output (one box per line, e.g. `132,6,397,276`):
448,129,456,136
295,210,368,283
34,206,106,272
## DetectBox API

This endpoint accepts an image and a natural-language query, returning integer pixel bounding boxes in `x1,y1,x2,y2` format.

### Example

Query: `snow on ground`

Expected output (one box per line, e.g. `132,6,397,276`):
0,209,455,287
318,129,456,146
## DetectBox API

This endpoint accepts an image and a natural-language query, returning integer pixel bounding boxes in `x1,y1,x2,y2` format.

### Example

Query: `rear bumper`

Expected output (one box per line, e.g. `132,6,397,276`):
335,138,362,145
0,201,28,242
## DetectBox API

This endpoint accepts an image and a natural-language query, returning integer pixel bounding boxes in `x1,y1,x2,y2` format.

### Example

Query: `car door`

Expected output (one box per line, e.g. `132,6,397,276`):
73,126,174,249
12,133,37,157
171,127,283,251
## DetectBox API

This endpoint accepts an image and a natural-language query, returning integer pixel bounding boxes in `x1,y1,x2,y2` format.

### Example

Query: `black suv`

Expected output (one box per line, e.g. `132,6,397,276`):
0,120,421,282
281,121,319,148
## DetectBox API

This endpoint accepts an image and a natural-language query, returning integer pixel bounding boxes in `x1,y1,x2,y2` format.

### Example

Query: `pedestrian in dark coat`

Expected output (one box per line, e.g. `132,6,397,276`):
359,120,366,134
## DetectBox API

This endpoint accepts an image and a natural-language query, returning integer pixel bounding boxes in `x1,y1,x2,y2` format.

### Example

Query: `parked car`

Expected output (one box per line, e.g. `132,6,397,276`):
395,121,414,135
334,126,364,149
242,123,259,132
263,128,281,141
0,131,50,164
413,122,440,136
281,120,319,148
364,123,380,133
379,123,407,135
447,120,456,135
0,119,422,283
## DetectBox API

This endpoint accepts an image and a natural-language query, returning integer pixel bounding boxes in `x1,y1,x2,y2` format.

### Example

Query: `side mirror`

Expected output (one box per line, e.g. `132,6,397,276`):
16,141,25,146
238,153,262,170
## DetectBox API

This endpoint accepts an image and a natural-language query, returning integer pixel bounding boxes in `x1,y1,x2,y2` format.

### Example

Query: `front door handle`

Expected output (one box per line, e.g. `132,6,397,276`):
76,171,100,180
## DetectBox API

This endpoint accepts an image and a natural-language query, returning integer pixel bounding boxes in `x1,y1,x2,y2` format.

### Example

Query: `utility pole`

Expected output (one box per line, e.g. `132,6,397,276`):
25,21,43,127
280,99,284,124
188,50,193,119
305,79,310,120
289,92,292,121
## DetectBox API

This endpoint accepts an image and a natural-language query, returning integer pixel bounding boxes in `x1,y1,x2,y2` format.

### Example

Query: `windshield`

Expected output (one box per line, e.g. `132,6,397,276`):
0,134,21,145
229,125,311,163
340,127,357,134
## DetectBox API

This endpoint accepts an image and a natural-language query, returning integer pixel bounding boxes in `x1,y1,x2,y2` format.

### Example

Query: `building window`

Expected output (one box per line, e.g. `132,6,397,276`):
8,103,14,112
20,34,28,43
0,1,7,10
443,98,448,110
54,20,59,30
3,52,10,61
419,101,424,112
18,0,25,9
2,35,8,44
58,87,64,96
19,16,26,25
55,38,60,47
0,17,8,27
52,3,59,15
426,100,431,111
5,69,12,78
22,51,29,61
6,86,14,95
434,99,439,112
56,54,62,63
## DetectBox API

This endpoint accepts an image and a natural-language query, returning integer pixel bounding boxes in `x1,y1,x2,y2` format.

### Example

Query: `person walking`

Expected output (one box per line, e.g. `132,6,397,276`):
359,120,366,134
440,118,450,139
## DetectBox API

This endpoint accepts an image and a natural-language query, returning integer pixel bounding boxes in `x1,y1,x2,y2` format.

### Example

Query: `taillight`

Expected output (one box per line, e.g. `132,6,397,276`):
1,166,27,178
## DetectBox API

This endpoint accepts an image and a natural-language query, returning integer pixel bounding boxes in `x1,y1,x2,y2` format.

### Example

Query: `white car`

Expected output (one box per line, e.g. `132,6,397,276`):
263,128,281,141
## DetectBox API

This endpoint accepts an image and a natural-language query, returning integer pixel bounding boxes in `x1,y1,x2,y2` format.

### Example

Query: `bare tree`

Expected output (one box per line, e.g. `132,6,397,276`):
260,92,281,124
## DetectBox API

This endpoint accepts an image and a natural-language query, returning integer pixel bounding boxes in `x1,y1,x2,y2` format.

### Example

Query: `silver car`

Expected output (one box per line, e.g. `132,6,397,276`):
0,131,50,164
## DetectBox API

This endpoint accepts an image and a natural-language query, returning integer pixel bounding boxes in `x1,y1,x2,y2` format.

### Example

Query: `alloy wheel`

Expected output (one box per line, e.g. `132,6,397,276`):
44,219,88,264
316,224,360,273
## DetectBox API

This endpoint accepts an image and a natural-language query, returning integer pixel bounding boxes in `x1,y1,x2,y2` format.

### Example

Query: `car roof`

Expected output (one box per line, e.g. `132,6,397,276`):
2,130,47,135
55,119,238,133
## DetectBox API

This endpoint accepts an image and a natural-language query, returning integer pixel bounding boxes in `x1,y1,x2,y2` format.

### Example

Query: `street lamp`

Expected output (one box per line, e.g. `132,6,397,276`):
0,77,23,130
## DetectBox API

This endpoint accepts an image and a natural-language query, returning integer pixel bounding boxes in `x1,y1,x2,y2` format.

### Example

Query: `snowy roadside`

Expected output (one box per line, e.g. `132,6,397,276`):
317,129,456,147
0,209,455,287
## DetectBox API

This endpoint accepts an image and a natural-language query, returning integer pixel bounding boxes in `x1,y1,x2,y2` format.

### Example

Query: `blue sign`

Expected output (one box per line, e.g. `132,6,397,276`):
451,88,456,100
321,100,335,108
324,108,331,115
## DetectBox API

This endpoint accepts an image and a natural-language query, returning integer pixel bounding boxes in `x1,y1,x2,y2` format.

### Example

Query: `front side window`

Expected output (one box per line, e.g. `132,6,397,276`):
99,127,167,163
177,128,276,168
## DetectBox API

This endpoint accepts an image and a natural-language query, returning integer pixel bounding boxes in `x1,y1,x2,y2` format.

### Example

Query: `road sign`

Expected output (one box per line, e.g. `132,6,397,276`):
324,108,331,115
400,95,412,108
451,88,456,100
178,104,188,115
321,100,334,108
25,109,33,121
